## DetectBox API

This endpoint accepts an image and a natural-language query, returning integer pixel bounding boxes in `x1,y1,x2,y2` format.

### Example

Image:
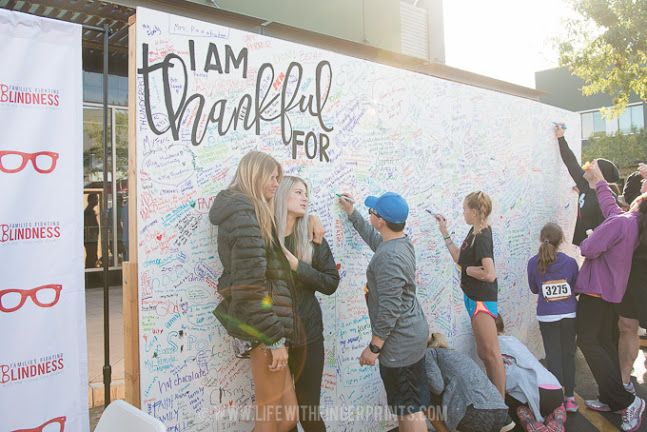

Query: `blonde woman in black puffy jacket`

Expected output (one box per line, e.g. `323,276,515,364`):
210,151,298,432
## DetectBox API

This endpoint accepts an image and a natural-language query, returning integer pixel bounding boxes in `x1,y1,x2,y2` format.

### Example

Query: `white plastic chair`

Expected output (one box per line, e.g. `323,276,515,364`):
95,400,166,432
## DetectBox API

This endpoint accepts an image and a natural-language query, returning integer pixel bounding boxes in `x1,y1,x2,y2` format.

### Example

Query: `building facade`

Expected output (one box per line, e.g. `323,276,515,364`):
536,66,646,144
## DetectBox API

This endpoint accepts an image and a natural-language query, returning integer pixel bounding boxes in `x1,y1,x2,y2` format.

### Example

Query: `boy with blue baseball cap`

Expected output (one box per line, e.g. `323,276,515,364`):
339,191,430,431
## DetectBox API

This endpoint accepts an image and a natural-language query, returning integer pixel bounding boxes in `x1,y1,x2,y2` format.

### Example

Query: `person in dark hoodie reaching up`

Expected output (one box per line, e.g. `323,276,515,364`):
554,124,620,246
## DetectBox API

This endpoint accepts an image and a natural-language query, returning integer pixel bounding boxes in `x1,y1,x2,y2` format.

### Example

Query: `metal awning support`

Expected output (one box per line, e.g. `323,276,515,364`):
82,21,113,407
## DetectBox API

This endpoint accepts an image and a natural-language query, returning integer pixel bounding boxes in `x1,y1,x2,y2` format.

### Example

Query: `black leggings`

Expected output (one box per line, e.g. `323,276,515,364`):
539,318,577,397
577,295,633,411
288,339,326,432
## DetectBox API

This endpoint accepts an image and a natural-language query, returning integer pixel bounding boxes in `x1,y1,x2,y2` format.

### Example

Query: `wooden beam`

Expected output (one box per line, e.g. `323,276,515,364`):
30,4,45,15
49,0,130,22
127,14,137,266
108,23,129,44
123,12,140,408
122,261,139,408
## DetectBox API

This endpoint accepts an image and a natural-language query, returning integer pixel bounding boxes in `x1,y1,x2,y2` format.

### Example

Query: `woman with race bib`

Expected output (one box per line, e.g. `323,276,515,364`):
527,223,579,413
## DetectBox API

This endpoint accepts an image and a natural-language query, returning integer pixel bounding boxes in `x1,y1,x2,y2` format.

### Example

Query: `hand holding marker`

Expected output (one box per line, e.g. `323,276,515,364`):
337,193,355,216
427,208,452,238
336,193,355,204
426,209,446,223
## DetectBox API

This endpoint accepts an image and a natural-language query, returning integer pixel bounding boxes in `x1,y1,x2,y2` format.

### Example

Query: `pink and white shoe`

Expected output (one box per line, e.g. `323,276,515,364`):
621,396,645,432
564,396,578,413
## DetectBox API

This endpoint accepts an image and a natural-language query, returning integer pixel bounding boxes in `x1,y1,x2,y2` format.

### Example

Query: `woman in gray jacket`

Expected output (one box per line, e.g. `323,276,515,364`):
424,333,512,432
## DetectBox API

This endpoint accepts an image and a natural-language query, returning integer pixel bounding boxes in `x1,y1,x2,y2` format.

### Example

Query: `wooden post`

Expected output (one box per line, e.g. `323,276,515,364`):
123,13,140,408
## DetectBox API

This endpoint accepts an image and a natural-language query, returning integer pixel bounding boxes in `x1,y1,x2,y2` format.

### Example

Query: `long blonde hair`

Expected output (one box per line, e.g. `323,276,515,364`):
274,176,314,264
229,151,282,245
465,191,492,234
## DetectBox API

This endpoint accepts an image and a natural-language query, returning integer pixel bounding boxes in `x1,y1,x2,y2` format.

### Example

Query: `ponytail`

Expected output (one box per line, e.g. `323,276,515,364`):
465,191,493,234
538,223,564,273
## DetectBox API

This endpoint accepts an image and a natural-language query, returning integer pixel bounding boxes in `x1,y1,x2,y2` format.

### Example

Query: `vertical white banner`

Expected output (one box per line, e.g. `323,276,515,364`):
0,9,88,432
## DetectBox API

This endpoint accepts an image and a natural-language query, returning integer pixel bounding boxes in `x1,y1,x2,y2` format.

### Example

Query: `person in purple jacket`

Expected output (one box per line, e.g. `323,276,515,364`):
527,223,579,413
575,160,647,432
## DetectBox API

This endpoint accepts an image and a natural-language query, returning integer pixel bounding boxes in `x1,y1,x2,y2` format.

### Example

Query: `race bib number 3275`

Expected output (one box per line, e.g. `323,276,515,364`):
541,279,572,302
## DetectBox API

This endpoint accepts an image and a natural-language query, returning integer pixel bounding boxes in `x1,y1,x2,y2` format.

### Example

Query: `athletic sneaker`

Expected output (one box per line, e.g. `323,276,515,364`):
564,396,578,413
585,399,612,412
545,404,567,432
625,381,637,395
499,415,515,432
621,396,645,432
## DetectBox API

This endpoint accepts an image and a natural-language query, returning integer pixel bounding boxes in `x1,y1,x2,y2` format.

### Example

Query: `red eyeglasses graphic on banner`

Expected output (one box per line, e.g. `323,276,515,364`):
0,284,62,313
11,416,66,432
0,150,59,174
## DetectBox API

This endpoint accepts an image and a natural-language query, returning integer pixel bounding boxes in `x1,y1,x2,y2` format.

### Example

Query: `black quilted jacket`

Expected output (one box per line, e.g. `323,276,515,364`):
285,234,339,346
209,189,295,345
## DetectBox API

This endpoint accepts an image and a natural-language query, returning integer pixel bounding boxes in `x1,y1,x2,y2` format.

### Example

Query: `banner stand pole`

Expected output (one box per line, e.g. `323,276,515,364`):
100,23,112,407
80,20,114,408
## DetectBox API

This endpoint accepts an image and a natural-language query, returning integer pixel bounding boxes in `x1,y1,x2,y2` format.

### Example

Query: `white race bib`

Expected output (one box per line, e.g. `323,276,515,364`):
542,279,572,302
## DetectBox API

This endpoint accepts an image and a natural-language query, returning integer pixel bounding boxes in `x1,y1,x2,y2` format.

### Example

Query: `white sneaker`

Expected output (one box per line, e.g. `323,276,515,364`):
499,417,515,432
585,399,612,412
621,396,645,432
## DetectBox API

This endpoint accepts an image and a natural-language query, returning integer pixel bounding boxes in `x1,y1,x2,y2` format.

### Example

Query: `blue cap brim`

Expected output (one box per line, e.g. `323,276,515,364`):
364,196,378,209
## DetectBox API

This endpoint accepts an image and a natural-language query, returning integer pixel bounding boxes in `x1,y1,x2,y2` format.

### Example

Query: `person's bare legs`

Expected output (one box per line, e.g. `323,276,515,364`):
618,316,640,386
276,368,299,431
473,313,506,397
250,347,297,432
398,411,428,432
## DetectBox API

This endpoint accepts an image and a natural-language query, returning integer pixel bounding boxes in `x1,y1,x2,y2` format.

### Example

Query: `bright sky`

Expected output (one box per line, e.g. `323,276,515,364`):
443,0,576,89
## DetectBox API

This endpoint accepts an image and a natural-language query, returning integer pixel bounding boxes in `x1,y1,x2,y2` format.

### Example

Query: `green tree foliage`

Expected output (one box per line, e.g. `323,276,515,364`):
582,128,647,177
559,0,646,117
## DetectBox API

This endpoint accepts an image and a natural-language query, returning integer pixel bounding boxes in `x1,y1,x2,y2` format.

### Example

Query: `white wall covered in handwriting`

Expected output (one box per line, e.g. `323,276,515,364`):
135,7,580,431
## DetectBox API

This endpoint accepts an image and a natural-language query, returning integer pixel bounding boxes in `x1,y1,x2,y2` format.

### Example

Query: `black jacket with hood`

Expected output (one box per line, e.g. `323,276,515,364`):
209,189,295,345
558,137,619,245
